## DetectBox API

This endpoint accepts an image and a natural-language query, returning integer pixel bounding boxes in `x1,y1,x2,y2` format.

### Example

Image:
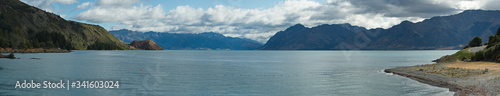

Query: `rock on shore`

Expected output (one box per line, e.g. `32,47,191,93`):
0,53,15,59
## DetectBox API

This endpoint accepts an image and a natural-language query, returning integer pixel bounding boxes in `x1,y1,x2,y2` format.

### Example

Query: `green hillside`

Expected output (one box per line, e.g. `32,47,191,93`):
0,0,131,50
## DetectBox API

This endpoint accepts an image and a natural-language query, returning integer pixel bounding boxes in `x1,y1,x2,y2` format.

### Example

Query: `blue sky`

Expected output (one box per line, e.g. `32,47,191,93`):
24,0,294,27
19,0,500,43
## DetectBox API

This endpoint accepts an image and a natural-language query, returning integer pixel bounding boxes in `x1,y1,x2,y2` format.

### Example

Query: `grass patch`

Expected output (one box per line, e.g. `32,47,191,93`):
452,47,475,61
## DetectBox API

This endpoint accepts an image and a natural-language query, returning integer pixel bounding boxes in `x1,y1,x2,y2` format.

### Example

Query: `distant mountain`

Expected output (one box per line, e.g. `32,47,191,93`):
0,0,130,50
261,23,366,50
262,10,500,50
110,29,262,50
129,40,163,50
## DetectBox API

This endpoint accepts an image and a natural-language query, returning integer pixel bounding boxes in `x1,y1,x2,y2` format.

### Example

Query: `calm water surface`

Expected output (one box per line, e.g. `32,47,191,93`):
0,50,457,96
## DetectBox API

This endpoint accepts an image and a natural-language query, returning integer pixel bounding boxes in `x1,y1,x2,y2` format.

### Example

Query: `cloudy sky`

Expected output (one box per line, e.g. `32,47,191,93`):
20,0,500,43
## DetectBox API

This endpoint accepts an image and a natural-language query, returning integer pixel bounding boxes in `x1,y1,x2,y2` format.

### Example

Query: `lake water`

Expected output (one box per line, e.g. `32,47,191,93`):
0,50,457,96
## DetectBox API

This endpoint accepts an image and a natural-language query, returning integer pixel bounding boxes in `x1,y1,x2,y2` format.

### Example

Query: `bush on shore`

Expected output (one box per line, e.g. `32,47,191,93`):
464,36,482,49
471,27,500,62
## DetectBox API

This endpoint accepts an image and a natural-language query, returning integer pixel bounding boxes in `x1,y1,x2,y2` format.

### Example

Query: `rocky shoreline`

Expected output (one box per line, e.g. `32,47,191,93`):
0,48,71,53
384,62,500,96
385,67,486,96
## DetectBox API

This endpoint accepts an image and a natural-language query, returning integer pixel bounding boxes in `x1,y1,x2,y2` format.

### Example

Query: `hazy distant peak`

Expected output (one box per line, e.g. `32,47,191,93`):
462,9,486,13
198,32,225,38
338,23,367,33
400,20,413,24
283,23,307,32
292,23,306,28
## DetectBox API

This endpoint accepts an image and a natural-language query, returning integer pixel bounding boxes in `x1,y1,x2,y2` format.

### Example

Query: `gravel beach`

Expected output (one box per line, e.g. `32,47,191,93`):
385,61,500,96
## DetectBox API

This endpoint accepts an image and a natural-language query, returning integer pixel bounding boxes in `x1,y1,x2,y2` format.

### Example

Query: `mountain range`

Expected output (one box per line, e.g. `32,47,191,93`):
261,10,500,50
110,29,262,50
6,0,500,51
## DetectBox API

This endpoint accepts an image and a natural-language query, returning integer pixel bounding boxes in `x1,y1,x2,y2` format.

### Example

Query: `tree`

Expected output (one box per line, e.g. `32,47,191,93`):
467,36,482,48
0,28,9,48
472,27,500,61
87,41,122,50
473,50,485,61
29,31,73,49
487,35,500,48
496,26,500,35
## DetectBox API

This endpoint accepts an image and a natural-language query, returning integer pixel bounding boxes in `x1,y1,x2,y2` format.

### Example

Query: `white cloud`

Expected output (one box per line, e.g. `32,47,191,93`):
73,0,500,43
75,2,92,10
21,0,77,12
60,14,67,18
74,4,165,23
96,0,140,7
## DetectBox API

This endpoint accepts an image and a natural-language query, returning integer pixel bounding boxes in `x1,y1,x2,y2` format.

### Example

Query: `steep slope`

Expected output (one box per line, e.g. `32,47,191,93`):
261,24,365,50
130,40,163,50
367,10,500,49
0,0,129,50
262,10,500,50
110,29,262,50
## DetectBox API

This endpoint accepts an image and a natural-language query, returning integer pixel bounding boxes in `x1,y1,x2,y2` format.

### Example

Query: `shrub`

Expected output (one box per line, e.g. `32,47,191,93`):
7,53,14,59
473,27,500,61
467,36,482,48
487,35,500,48
484,68,489,74
0,38,9,48
496,26,500,35
87,41,122,50
474,50,484,61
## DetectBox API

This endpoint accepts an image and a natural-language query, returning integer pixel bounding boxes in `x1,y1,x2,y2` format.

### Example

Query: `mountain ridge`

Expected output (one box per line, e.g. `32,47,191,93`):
110,29,262,50
262,10,500,50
